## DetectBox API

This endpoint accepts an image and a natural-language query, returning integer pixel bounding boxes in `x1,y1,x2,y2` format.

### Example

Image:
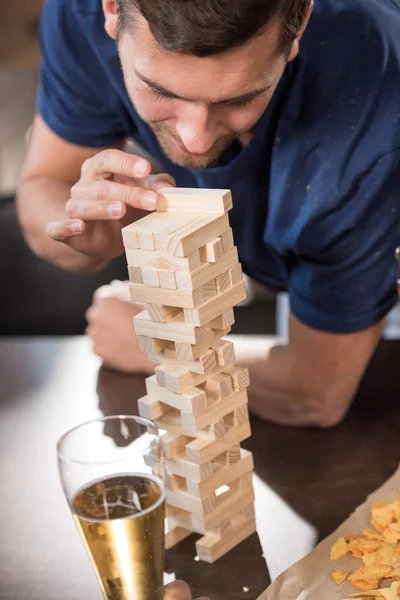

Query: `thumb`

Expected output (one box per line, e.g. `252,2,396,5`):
146,173,176,192
164,580,192,600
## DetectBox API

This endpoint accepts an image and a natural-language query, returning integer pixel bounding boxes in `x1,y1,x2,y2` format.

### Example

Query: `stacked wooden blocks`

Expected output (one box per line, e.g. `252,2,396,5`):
122,188,256,563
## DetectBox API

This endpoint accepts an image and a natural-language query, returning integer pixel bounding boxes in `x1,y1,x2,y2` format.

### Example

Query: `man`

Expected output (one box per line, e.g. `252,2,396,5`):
17,0,400,427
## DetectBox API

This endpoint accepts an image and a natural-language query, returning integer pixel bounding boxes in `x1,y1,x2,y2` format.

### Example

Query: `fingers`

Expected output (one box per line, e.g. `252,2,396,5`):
69,179,158,212
146,173,176,192
46,219,86,242
93,280,130,301
164,581,192,600
81,149,151,181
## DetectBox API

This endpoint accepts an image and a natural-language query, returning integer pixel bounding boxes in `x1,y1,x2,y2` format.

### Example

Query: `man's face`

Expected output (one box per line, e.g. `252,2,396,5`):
108,11,296,169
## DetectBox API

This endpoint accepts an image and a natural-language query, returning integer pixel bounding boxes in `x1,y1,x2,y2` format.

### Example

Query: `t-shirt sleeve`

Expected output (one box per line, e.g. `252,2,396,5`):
37,0,128,147
289,150,400,333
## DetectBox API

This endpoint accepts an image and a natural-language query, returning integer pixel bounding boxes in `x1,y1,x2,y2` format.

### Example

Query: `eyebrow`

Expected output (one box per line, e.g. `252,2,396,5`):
135,70,272,106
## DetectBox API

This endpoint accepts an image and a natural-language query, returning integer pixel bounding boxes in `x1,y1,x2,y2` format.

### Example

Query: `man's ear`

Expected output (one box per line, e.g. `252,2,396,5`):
103,0,119,40
287,0,314,63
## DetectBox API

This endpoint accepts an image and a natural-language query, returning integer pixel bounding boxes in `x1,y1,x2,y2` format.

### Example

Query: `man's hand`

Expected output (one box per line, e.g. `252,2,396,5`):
46,148,175,265
164,580,210,600
85,280,155,373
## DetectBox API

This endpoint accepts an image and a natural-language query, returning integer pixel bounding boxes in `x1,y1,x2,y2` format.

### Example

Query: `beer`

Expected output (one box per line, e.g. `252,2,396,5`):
72,473,165,600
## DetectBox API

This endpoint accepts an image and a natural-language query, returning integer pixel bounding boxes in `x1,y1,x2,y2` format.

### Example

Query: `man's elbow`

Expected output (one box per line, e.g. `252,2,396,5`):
304,390,352,429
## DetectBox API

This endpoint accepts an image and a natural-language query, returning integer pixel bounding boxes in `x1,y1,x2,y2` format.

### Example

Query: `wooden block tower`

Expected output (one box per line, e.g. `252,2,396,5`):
122,188,256,563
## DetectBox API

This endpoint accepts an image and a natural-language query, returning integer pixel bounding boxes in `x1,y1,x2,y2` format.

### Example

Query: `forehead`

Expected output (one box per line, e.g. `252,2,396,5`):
121,14,284,94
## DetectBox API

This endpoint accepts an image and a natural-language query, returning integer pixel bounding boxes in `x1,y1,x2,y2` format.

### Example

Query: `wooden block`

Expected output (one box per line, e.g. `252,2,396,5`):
233,404,250,426
137,395,168,420
184,281,246,327
165,521,193,550
147,304,181,323
156,413,220,442
130,282,204,309
134,310,207,344
161,432,193,458
215,271,231,294
222,366,250,391
156,213,230,258
202,279,217,301
226,444,241,465
175,247,238,292
165,472,187,491
175,328,230,361
191,486,255,533
201,372,233,400
125,247,201,272
121,222,139,249
210,419,225,439
157,187,233,214
229,263,243,286
140,263,160,288
136,211,196,251
158,269,177,290
199,237,223,263
221,228,234,252
138,335,171,354
181,391,247,433
166,488,216,515
155,363,220,394
166,455,214,482
146,374,208,413
163,343,177,359
195,518,256,563
206,309,235,329
185,421,251,464
213,339,235,367
186,450,254,498
128,265,143,284
140,259,177,290
149,347,217,375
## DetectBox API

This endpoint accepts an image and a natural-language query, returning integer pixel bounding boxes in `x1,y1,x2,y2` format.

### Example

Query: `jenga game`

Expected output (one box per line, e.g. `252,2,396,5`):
122,188,256,563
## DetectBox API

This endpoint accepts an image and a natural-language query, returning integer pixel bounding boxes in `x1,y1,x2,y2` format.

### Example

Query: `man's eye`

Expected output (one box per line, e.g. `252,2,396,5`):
227,96,258,110
148,87,171,100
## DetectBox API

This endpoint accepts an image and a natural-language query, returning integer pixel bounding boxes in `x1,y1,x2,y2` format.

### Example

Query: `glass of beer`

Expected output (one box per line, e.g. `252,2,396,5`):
57,415,165,600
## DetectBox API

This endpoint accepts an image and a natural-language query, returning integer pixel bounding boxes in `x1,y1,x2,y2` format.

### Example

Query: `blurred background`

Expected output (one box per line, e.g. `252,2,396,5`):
0,0,276,339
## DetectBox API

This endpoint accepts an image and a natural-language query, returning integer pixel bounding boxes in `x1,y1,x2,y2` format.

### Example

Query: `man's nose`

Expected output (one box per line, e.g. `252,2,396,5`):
175,104,216,154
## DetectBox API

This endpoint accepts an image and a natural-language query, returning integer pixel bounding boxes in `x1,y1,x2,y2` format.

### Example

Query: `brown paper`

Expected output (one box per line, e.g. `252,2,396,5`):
258,465,400,600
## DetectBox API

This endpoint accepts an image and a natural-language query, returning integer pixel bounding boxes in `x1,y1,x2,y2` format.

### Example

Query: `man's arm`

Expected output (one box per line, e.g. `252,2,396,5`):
17,115,122,271
233,312,385,428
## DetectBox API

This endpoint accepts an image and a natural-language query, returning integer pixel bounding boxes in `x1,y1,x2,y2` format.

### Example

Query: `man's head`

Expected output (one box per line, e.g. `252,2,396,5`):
103,0,312,168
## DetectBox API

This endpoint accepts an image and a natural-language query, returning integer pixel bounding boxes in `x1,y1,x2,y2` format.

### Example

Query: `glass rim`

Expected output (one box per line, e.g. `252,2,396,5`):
57,414,161,466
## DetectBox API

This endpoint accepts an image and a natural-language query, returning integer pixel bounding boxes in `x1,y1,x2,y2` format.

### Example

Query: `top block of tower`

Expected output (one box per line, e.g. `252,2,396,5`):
157,188,233,214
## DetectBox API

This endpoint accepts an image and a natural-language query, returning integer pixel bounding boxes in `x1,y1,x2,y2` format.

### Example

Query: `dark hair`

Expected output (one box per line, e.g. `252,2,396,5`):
116,0,312,57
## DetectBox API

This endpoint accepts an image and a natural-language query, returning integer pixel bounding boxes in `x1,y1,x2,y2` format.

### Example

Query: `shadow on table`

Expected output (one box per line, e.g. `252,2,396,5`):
96,367,271,599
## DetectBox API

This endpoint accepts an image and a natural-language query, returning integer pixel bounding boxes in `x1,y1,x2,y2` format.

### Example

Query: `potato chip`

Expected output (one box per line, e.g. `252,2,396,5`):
383,527,400,544
364,529,385,541
348,592,385,598
392,502,400,522
348,565,392,591
348,538,381,556
331,570,350,585
388,567,400,578
331,537,350,561
371,504,395,531
362,545,400,569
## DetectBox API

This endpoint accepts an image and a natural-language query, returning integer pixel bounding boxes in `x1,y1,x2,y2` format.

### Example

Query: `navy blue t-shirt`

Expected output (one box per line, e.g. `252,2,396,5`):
38,0,400,334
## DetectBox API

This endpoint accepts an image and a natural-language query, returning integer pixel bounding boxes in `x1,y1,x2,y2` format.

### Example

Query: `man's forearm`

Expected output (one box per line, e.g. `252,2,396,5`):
17,176,105,273
230,335,350,428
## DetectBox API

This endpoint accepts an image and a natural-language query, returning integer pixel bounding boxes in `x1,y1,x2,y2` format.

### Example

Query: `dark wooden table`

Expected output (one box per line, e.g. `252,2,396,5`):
0,337,399,600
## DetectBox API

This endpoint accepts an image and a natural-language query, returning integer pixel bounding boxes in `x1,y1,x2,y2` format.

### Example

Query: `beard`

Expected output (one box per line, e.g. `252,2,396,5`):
149,122,237,169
